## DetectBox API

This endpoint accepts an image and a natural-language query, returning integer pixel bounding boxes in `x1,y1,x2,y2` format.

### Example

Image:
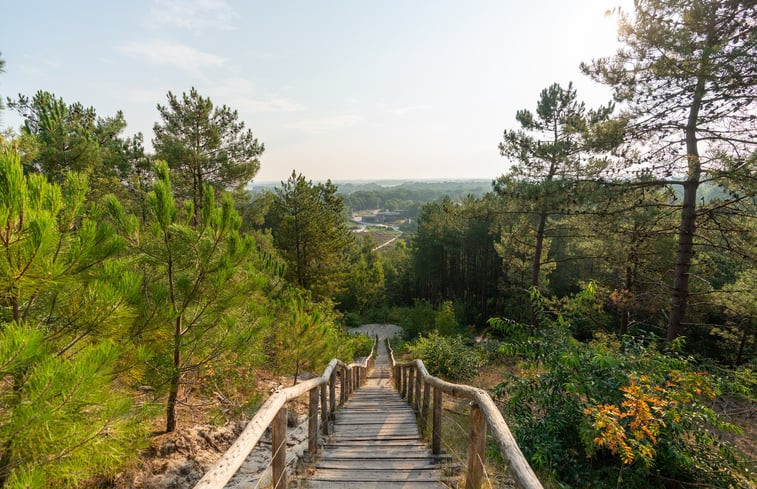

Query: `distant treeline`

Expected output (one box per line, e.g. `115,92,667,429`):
339,180,491,217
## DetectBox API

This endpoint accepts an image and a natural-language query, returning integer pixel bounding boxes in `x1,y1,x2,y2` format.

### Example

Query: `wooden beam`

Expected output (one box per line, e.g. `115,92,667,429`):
320,383,328,436
465,403,486,489
407,368,415,405
414,367,422,412
432,387,442,455
272,407,287,489
308,388,318,455
329,368,336,420
421,381,430,435
339,368,346,405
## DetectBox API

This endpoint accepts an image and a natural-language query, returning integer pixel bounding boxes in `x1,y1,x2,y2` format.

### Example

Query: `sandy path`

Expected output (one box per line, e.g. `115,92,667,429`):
352,323,402,340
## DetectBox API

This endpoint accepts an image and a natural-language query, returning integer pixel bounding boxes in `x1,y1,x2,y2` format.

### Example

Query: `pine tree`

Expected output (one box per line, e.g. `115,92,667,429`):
581,0,757,340
7,92,132,200
274,292,333,385
338,235,385,316
107,161,272,432
496,82,618,291
153,88,264,221
0,143,148,488
267,171,353,300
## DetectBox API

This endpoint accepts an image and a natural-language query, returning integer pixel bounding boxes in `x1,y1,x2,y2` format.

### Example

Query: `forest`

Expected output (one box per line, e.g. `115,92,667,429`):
0,0,755,488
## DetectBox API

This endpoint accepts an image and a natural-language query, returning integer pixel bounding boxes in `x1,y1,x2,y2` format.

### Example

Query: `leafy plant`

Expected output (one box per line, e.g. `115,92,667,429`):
406,333,485,383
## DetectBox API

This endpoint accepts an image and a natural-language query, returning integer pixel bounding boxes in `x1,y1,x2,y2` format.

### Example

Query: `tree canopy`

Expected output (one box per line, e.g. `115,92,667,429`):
153,87,264,220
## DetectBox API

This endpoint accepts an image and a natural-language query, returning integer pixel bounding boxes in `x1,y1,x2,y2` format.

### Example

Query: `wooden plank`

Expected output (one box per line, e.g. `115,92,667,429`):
319,449,435,458
315,460,440,470
331,429,419,436
335,411,415,416
306,482,446,489
334,418,418,424
334,414,417,421
310,468,441,481
329,435,422,442
324,441,429,448
334,416,417,422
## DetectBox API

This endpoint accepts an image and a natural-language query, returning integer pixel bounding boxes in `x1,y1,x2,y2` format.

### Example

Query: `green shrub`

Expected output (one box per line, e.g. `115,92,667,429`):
434,300,458,335
490,286,754,488
347,333,376,358
401,299,436,339
406,333,485,382
343,311,363,327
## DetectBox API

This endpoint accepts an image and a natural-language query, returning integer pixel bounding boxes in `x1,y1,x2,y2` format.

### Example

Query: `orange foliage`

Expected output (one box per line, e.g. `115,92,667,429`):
585,371,716,466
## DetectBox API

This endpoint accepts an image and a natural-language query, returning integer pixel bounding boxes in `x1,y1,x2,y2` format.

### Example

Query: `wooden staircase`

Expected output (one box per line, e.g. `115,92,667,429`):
194,332,542,489
305,338,446,488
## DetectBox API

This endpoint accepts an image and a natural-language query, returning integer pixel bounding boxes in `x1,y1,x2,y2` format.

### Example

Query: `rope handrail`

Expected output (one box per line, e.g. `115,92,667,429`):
193,336,377,489
386,338,543,489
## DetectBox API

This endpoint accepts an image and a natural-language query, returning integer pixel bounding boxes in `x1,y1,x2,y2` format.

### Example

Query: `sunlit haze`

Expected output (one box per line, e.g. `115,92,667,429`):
1,0,628,182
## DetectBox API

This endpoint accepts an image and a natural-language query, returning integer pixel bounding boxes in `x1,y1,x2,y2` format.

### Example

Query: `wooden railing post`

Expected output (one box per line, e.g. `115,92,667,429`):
339,368,346,405
308,388,318,455
402,367,408,398
329,369,337,420
407,368,415,405
320,382,328,435
395,365,402,390
356,367,361,387
465,403,487,489
272,407,287,489
414,366,422,412
432,386,442,455
421,381,430,434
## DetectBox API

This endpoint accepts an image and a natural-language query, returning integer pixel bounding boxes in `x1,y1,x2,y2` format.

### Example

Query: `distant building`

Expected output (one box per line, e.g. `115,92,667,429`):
361,210,405,224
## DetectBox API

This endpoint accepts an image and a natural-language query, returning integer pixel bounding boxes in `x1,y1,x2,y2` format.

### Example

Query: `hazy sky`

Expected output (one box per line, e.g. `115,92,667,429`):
1,0,628,182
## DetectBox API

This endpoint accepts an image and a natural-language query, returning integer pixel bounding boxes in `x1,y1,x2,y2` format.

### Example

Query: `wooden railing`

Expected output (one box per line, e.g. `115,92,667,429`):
193,337,377,489
387,339,543,489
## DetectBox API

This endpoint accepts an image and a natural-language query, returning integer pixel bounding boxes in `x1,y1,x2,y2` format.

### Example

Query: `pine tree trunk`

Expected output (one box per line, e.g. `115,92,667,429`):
735,321,749,366
667,69,706,342
166,316,182,432
532,211,547,288
619,265,633,337
529,211,548,330
668,180,698,341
